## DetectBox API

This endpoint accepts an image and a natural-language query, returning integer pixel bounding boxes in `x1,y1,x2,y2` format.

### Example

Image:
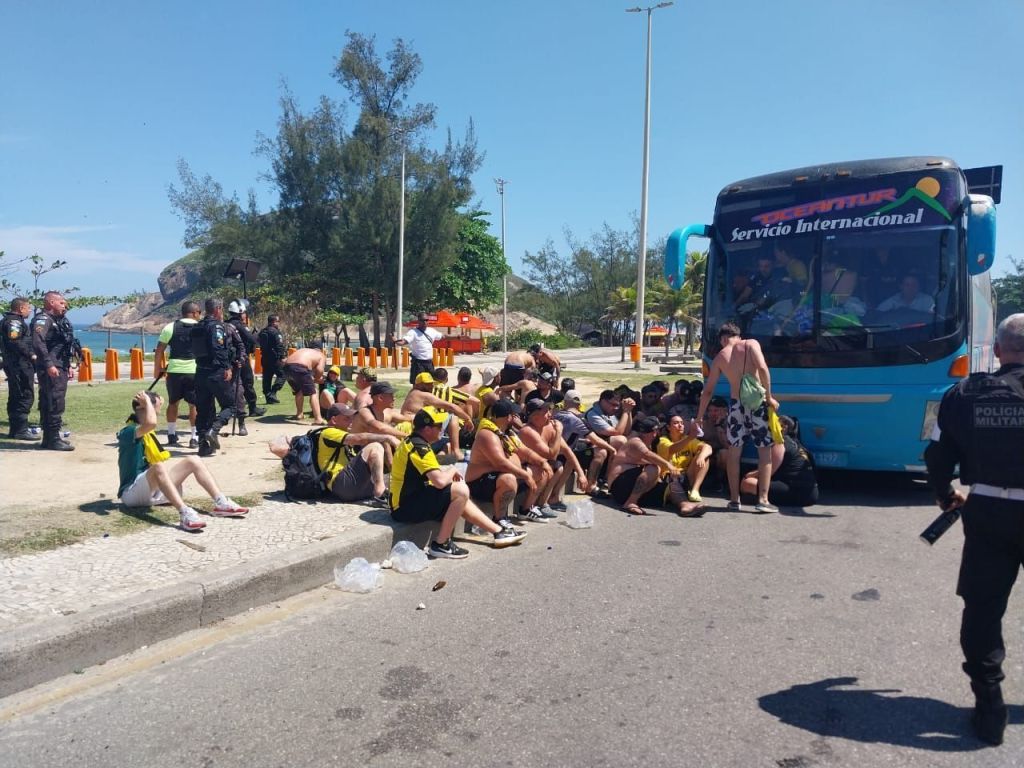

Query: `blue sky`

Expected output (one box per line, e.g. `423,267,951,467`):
2,0,1021,324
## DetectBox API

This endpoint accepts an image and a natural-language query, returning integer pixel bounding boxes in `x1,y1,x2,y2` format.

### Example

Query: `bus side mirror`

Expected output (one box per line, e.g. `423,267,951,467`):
665,224,710,289
965,194,996,275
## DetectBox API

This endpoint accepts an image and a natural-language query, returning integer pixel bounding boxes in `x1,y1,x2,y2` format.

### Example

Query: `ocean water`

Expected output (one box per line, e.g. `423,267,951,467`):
74,329,154,355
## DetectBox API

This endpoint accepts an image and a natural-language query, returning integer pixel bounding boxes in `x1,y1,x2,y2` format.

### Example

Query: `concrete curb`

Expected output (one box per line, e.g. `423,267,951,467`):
0,518,398,698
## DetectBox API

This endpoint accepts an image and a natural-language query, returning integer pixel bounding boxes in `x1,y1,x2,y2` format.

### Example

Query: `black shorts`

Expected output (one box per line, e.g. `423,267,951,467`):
610,466,668,508
284,363,316,396
468,472,525,502
329,455,374,502
391,485,452,524
165,373,196,405
768,481,819,507
501,363,525,384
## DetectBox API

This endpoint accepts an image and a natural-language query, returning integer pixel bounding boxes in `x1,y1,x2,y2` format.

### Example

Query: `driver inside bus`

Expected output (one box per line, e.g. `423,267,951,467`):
876,272,935,314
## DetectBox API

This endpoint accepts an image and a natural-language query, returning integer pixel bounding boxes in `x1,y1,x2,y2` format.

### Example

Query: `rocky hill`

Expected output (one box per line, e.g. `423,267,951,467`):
91,252,205,332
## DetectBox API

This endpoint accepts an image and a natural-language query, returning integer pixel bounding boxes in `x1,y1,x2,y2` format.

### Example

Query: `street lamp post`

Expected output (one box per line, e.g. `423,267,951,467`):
396,147,406,342
495,177,509,353
626,1,673,370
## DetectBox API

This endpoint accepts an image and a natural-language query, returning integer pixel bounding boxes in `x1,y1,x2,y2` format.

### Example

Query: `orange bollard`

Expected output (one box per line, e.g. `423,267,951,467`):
130,348,144,380
344,348,353,366
254,348,263,374
446,348,454,366
432,348,439,366
392,347,400,370
357,348,366,367
369,348,378,368
380,348,389,368
332,347,341,366
401,347,409,368
79,348,93,383
105,349,120,381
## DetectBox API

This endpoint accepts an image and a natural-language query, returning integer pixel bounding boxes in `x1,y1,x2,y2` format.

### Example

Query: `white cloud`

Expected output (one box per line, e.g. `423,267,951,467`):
1,224,166,296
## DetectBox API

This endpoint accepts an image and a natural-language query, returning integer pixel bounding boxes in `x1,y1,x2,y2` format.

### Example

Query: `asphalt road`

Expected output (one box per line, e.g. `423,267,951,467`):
2,474,1021,767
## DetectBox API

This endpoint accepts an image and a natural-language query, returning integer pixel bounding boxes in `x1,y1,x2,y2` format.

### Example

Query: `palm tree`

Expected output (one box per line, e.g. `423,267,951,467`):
654,251,706,356
602,285,636,362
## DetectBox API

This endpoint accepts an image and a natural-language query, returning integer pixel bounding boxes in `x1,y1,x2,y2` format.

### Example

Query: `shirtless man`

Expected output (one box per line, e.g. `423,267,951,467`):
528,343,561,382
501,349,534,386
605,417,681,515
351,367,377,410
283,346,327,424
518,399,593,513
695,322,779,513
350,381,411,440
402,372,475,459
465,399,545,523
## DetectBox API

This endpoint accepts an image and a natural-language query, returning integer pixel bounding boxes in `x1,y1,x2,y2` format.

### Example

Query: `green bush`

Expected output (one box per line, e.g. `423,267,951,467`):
486,330,583,352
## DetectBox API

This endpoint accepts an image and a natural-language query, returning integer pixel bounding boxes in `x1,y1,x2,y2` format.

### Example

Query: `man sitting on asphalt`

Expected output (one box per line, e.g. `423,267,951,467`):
636,383,665,421
518,398,594,514
655,414,712,516
317,403,398,504
401,372,475,460
117,390,249,532
465,399,549,523
553,389,615,493
390,408,526,559
585,389,636,450
605,417,681,516
283,344,327,424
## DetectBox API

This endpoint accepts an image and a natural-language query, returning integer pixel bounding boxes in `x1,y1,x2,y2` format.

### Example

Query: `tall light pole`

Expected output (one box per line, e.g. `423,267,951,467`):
627,1,673,370
495,177,509,353
396,147,406,342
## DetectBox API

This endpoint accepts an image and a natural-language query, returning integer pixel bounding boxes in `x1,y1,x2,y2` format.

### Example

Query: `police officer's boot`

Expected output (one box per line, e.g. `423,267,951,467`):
205,423,222,451
248,403,266,417
970,681,1007,746
237,416,248,437
266,392,280,404
10,428,39,441
197,438,216,458
41,433,74,451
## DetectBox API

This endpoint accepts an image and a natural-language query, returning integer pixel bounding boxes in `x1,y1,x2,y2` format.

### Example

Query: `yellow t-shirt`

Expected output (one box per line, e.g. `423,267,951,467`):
655,435,706,474
476,385,495,420
316,427,352,490
390,434,441,509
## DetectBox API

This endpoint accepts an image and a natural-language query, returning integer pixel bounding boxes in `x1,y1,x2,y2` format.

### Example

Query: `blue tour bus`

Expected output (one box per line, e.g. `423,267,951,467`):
665,156,1001,472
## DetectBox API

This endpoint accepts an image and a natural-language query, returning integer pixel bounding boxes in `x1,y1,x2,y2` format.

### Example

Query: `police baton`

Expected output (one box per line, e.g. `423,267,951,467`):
147,370,166,392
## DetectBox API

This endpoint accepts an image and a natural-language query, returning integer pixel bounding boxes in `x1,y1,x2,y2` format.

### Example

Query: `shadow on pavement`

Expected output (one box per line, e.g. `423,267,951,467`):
759,676,1020,751
816,470,934,509
78,499,176,527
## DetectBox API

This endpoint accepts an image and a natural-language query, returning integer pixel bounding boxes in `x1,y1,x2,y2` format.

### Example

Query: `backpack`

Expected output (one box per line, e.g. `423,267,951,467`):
282,428,343,500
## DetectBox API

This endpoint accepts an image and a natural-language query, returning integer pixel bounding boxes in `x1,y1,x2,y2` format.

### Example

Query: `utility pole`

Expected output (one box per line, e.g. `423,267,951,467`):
626,2,673,370
396,147,406,343
495,177,509,353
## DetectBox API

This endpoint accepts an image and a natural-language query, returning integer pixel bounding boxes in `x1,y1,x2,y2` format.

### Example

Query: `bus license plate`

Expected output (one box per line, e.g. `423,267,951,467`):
814,451,847,467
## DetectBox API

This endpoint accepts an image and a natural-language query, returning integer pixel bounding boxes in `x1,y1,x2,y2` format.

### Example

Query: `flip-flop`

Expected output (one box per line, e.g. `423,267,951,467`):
622,503,647,516
678,503,707,518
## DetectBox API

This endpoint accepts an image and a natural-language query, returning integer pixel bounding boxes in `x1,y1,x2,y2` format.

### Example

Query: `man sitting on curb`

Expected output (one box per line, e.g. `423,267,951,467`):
319,403,398,504
466,399,548,522
605,417,681,516
117,390,249,532
390,408,526,558
351,367,378,410
553,389,615,494
518,398,595,514
351,381,411,440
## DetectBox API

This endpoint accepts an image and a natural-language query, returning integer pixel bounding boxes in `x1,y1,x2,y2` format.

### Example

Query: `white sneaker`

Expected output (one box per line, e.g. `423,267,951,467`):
179,507,206,532
212,498,249,517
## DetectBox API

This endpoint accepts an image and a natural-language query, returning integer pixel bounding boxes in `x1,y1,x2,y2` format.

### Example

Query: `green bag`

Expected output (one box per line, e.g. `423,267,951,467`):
738,342,766,410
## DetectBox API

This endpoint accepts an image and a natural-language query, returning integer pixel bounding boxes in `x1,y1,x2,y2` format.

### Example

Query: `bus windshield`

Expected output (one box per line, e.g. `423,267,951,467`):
705,225,961,360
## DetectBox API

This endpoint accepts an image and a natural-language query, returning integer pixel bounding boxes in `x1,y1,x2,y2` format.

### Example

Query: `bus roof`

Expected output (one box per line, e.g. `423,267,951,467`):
718,156,959,198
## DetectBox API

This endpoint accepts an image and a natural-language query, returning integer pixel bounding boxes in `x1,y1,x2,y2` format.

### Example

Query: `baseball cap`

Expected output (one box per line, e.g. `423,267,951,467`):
356,367,377,381
328,365,341,377
635,417,661,434
537,371,554,383
490,399,521,419
413,406,446,430
524,399,552,417
326,403,355,419
478,366,498,385
370,381,395,396
414,372,435,385
563,389,582,406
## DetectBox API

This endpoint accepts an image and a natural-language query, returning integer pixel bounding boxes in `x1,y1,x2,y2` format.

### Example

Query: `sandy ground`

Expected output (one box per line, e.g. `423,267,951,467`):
0,416,313,544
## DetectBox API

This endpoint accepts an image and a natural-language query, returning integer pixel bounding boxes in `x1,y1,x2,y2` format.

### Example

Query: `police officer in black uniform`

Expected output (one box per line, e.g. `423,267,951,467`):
924,312,1024,747
258,314,287,404
191,297,237,458
32,291,78,451
2,296,40,440
226,299,265,419
223,312,250,437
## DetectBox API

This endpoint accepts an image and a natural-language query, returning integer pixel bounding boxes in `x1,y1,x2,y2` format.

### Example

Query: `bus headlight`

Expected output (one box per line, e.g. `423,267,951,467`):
921,400,942,441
